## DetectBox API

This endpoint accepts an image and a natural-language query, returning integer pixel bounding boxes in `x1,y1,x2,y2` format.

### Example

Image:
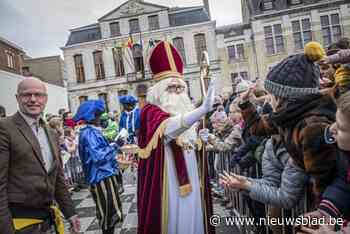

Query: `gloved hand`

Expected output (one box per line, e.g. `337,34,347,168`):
115,128,128,142
199,128,209,142
200,78,217,113
182,78,219,128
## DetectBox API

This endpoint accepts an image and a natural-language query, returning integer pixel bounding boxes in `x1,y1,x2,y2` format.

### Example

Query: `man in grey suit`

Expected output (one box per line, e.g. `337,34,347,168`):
0,77,80,234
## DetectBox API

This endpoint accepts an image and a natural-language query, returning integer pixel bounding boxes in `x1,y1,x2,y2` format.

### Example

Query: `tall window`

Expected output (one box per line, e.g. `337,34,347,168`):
148,15,159,31
98,93,109,112
113,48,125,77
173,37,186,64
227,44,245,61
129,19,140,34
110,22,120,37
292,18,312,50
6,51,15,69
240,71,248,80
264,24,284,55
74,54,85,83
321,14,342,46
227,46,236,61
132,44,144,73
194,33,207,64
93,51,105,80
79,96,88,104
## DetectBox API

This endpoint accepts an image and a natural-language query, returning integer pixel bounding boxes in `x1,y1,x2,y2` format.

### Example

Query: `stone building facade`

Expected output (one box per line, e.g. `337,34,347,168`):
23,56,66,87
0,36,25,75
62,0,220,113
217,0,350,92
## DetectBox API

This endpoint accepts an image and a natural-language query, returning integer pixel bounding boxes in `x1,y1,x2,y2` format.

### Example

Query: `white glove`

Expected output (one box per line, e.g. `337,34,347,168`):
115,128,129,142
182,78,218,127
201,78,217,113
199,128,209,142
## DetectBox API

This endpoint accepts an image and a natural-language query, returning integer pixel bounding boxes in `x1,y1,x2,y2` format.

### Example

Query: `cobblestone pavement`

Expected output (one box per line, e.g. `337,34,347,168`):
65,167,240,233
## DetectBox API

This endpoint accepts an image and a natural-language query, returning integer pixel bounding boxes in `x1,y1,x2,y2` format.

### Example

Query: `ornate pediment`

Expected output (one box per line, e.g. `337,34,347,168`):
99,0,168,22
120,1,146,15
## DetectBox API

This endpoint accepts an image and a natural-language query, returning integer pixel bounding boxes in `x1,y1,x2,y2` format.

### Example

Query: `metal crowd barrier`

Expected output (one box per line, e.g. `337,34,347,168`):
64,154,85,187
213,151,310,234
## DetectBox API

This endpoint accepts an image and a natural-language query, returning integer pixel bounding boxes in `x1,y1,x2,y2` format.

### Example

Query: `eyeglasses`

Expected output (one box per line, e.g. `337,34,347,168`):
166,85,185,93
18,92,48,100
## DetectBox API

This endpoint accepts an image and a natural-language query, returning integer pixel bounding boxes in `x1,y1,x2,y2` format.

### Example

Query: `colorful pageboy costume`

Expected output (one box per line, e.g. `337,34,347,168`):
74,100,123,234
118,95,140,144
137,41,215,234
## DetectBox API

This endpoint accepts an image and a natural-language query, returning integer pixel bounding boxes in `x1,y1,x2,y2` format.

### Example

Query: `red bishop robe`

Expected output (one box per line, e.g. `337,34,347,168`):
137,103,214,234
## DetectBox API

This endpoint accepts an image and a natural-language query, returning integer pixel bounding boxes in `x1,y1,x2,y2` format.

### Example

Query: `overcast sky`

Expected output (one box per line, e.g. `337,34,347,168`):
0,0,242,58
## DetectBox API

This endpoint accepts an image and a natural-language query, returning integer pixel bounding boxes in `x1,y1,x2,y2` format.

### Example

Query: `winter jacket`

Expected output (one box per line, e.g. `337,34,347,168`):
319,150,350,219
236,137,267,170
248,137,309,209
239,93,337,193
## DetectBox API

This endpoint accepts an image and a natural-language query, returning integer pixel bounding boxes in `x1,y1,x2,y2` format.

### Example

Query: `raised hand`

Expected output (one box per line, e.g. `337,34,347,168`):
201,78,217,113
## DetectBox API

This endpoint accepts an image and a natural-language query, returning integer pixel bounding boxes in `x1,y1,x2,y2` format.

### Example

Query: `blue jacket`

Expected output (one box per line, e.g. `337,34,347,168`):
78,125,119,185
119,108,140,143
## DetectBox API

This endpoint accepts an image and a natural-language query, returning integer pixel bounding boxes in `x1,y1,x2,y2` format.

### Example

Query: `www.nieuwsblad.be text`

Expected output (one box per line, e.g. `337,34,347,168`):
209,215,343,227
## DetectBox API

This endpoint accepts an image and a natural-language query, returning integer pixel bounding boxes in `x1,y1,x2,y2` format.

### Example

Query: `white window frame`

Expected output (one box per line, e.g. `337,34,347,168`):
6,51,15,69
320,12,342,47
291,17,312,51
148,15,160,31
227,43,245,62
263,22,284,55
110,21,121,37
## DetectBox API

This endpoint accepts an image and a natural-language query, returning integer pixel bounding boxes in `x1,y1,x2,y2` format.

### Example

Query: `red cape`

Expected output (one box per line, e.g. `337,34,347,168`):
137,104,214,234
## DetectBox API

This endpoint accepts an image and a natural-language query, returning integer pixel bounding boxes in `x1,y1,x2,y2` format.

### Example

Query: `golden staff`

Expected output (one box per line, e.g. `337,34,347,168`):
198,50,211,234
199,51,211,128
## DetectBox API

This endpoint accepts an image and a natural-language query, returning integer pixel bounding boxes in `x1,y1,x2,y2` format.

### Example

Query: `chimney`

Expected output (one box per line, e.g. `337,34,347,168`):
203,0,211,19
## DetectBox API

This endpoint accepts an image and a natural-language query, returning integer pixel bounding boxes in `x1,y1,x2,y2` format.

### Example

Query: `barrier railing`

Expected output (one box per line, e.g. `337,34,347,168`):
213,151,310,234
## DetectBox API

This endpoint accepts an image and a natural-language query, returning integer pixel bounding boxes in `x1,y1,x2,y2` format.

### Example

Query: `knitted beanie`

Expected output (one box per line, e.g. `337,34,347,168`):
264,41,325,98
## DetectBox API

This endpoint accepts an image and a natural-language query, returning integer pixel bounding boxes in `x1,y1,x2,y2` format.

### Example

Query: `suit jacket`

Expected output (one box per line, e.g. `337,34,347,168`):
0,112,76,234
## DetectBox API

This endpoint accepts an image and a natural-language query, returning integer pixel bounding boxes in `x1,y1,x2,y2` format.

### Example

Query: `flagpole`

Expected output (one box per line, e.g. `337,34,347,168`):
139,30,145,80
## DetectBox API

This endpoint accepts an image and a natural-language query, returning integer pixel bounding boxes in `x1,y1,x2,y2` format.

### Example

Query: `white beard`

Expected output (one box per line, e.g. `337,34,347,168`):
159,92,198,146
147,79,198,146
